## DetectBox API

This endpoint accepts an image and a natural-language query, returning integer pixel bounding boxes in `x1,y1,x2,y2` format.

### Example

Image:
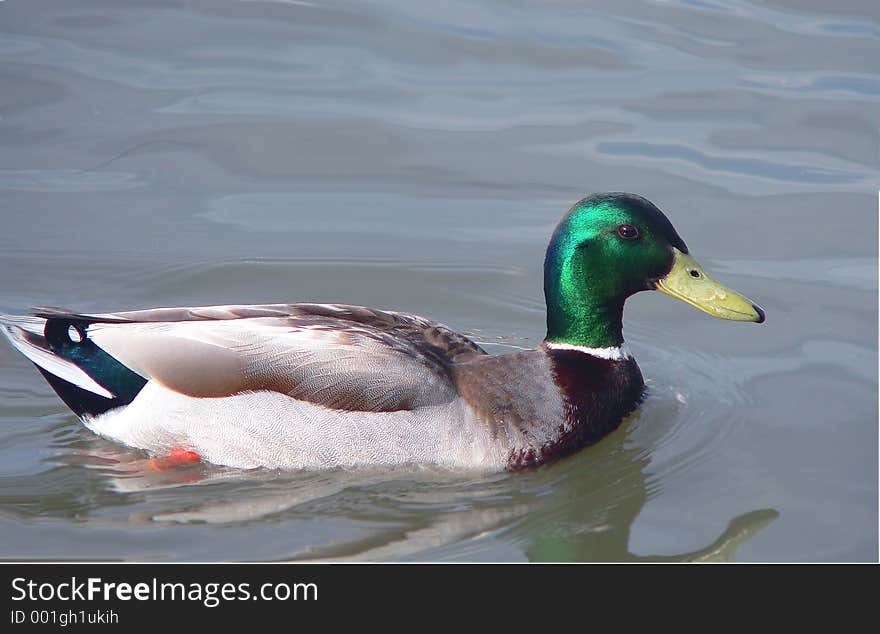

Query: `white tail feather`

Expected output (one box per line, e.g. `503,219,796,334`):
0,315,115,399
0,313,46,335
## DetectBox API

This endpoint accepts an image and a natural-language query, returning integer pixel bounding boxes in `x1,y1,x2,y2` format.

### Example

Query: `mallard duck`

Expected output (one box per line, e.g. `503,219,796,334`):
0,193,764,470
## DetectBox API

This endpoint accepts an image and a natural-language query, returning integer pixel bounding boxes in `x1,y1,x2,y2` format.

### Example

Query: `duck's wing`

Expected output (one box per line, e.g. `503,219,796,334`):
24,303,487,412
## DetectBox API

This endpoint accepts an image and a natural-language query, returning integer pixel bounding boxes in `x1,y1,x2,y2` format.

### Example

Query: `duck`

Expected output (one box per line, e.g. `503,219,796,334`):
0,193,764,471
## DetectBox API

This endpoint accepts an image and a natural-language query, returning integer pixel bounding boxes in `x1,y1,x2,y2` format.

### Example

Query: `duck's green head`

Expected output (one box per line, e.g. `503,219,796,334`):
544,193,764,348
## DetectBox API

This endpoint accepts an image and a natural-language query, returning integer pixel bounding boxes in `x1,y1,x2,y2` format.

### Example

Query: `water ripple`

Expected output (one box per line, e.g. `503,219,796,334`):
0,169,145,192
597,141,866,185
740,72,880,99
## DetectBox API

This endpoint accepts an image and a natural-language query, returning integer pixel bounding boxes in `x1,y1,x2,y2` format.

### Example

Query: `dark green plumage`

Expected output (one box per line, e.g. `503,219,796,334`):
40,318,146,417
544,193,689,348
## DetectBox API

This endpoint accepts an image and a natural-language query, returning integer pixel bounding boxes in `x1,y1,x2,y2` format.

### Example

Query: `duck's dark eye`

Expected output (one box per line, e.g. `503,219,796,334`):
617,224,639,240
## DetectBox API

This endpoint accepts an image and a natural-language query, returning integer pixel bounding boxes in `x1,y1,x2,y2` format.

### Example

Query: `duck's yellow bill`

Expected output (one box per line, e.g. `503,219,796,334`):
656,249,765,323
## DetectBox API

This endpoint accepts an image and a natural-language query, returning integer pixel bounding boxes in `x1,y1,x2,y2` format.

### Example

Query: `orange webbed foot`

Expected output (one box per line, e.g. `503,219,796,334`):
149,448,202,472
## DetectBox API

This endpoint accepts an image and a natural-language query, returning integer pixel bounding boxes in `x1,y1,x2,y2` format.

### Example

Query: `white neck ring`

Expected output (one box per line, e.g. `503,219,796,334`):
544,341,632,361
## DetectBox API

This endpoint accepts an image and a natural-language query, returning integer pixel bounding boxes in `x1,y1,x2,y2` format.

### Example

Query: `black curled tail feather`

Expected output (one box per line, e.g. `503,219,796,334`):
35,368,135,419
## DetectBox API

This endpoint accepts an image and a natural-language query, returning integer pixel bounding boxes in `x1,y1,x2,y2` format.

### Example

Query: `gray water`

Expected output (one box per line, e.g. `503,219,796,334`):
0,0,876,562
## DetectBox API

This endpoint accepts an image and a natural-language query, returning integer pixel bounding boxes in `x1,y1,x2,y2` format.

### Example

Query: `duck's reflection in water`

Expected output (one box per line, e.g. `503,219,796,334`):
65,414,776,562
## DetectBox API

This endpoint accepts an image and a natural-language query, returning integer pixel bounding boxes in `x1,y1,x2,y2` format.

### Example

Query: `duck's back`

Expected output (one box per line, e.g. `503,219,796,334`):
1,303,501,469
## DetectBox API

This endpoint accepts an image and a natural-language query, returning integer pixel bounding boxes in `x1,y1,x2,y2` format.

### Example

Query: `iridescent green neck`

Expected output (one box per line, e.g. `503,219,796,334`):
542,199,629,348
544,255,625,348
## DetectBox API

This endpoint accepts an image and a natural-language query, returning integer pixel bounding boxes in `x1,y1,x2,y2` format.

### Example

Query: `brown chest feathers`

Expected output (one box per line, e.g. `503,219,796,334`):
452,346,645,468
